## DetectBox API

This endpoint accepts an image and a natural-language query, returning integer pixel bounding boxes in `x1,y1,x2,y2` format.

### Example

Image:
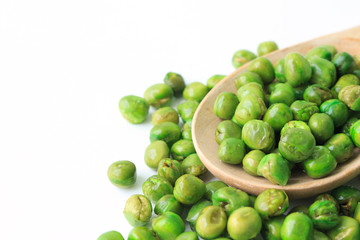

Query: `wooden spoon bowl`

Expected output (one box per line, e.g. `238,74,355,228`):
193,26,360,199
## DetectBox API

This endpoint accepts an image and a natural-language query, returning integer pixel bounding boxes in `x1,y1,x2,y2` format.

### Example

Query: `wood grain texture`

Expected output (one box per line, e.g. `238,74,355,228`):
192,26,360,199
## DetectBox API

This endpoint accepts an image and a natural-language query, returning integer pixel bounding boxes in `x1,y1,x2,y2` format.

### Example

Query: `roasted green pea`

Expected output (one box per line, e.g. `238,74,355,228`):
164,72,185,96
331,185,360,216
255,189,289,219
309,57,337,88
107,160,136,188
279,128,316,163
326,216,360,240
207,74,226,89
119,95,149,124
196,206,227,239
154,194,183,216
263,103,293,132
313,230,330,240
177,100,199,122
267,81,279,93
157,158,183,185
257,41,278,56
218,138,246,164
232,94,267,126
237,82,264,101
152,212,185,240
332,52,356,76
324,133,354,163
123,194,152,227
227,207,262,240
152,107,179,125
320,99,349,128
275,58,286,83
257,153,290,185
242,150,266,176
306,46,332,61
144,83,174,108
205,181,228,200
354,202,360,224
170,139,195,161
232,50,257,68
339,85,360,111
354,55,360,70
214,92,239,119
182,153,207,176
280,120,311,135
290,100,319,122
150,122,181,146
269,83,296,106
174,174,205,205
293,85,307,100
127,227,157,240
212,187,249,216
186,199,213,229
331,74,360,96
215,120,242,144
342,117,358,137
97,231,124,240
183,82,209,102
281,212,313,240
350,120,360,147
175,232,198,240
248,57,275,84
235,71,264,89
182,120,192,140
308,113,334,143
309,200,339,230
142,175,173,202
320,44,337,58
289,205,310,216
261,215,285,240
303,85,334,107
282,52,312,87
315,193,340,213
242,120,275,153
144,140,170,169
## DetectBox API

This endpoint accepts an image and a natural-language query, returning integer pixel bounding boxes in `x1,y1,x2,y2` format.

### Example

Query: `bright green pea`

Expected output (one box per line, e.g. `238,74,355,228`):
320,99,349,128
261,215,285,240
315,193,340,213
119,95,149,124
306,46,332,61
303,84,334,107
308,113,334,144
154,194,183,216
173,174,205,205
218,138,246,164
339,85,360,111
331,74,360,96
267,81,280,93
214,92,239,119
227,207,262,240
313,230,330,240
283,52,312,87
123,194,152,227
257,41,278,56
207,74,226,89
182,153,207,176
302,146,337,178
150,122,181,146
331,185,360,216
309,57,337,88
232,50,257,68
263,103,293,132
177,100,199,123
212,187,249,216
232,94,267,126
332,52,356,76
275,58,286,83
164,72,185,96
269,83,296,106
248,57,275,84
152,106,179,125
127,227,157,240
309,200,339,230
257,153,290,186
255,189,289,219
144,140,170,169
205,181,228,200
290,100,319,122
170,139,195,161
280,120,311,136
107,160,136,187
152,212,185,240
142,175,173,202
281,212,313,240
350,120,360,147
324,133,354,163
186,199,212,229
242,120,275,153
342,117,359,137
237,82,264,101
320,44,337,58
235,71,264,89
175,232,199,240
157,158,183,185
183,82,209,102
242,150,266,176
144,83,174,108
196,206,227,239
215,120,242,144
97,231,124,240
182,120,192,140
326,216,360,240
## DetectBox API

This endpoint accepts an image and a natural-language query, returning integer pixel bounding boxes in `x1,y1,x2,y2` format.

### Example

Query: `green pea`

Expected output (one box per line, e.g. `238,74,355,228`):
326,216,360,240
283,52,312,87
205,181,228,200
320,44,337,58
142,175,173,202
242,120,275,153
257,153,290,185
302,146,337,178
232,50,257,68
289,205,310,216
354,54,360,70
313,230,330,240
227,207,262,240
309,200,339,230
174,174,205,205
309,57,337,88
254,189,289,219
237,82,264,102
248,57,275,84
123,194,152,227
320,99,349,128
303,84,334,107
267,81,280,93
235,71,264,89
119,95,149,124
154,194,183,216
218,138,246,164
127,227,158,240
164,72,185,96
175,232,199,240
144,140,170,169
182,120,192,140
207,74,226,89
196,206,228,239
261,215,285,240
170,139,195,161
278,128,316,163
183,82,209,102
263,103,293,132
186,199,212,229
350,120,360,147
152,212,185,240
242,150,266,176
280,120,311,136
232,94,267,126
177,100,199,122
306,46,332,61
275,58,286,83
290,100,319,122
212,187,249,216
339,85,360,111
331,74,360,96
152,107,179,125
214,92,239,119
157,158,183,185
332,52,356,76
150,122,181,146
293,84,308,100
354,202,360,224
342,117,358,137
215,120,242,144
269,83,296,106
315,193,340,213
257,41,278,56
97,231,124,240
324,133,354,163
182,153,207,176
107,160,136,188
144,83,174,108
281,212,313,240
308,113,334,144
331,185,360,216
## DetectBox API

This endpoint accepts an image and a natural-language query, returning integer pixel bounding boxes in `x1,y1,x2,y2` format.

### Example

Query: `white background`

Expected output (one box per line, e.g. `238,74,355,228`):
1,0,360,239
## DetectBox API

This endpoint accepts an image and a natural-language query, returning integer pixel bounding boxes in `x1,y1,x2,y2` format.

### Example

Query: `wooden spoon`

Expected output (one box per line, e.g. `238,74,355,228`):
192,26,360,199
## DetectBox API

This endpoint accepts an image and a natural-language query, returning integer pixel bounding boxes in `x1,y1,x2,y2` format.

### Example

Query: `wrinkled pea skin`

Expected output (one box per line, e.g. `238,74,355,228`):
164,72,185,96
331,74,360,96
263,103,293,132
281,212,313,240
254,189,289,219
144,83,174,108
119,95,149,124
215,120,242,144
242,150,266,176
339,85,360,111
303,84,334,107
182,120,192,140
332,52,356,76
107,160,136,187
182,153,207,176
175,231,198,240
315,193,340,213
269,83,296,106
248,57,275,84
157,158,183,185
257,41,278,56
142,175,173,202
186,199,213,229
326,216,360,240
233,94,267,126
308,113,334,144
227,207,262,240
257,153,290,185
306,46,332,61
205,181,228,200
177,100,199,122
302,146,337,179
207,74,226,89
152,107,179,125
320,99,349,128
212,187,249,216
331,186,360,216
235,71,264,89
123,194,152,227
183,82,209,102
152,212,185,240
196,206,228,239
170,139,195,161
309,200,339,230
97,231,124,240
290,100,319,122
242,120,275,153
144,140,170,169
261,215,285,240
127,227,158,240
214,92,239,119
173,174,205,205
324,133,354,163
218,138,246,164
320,44,337,58
280,120,311,136
154,194,183,216
282,52,312,87
150,122,181,146
232,50,257,68
309,57,337,88
350,120,360,147
237,82,265,101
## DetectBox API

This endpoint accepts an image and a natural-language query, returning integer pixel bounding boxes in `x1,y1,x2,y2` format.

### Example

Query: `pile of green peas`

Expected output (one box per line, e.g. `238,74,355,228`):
99,41,360,239
215,44,360,186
